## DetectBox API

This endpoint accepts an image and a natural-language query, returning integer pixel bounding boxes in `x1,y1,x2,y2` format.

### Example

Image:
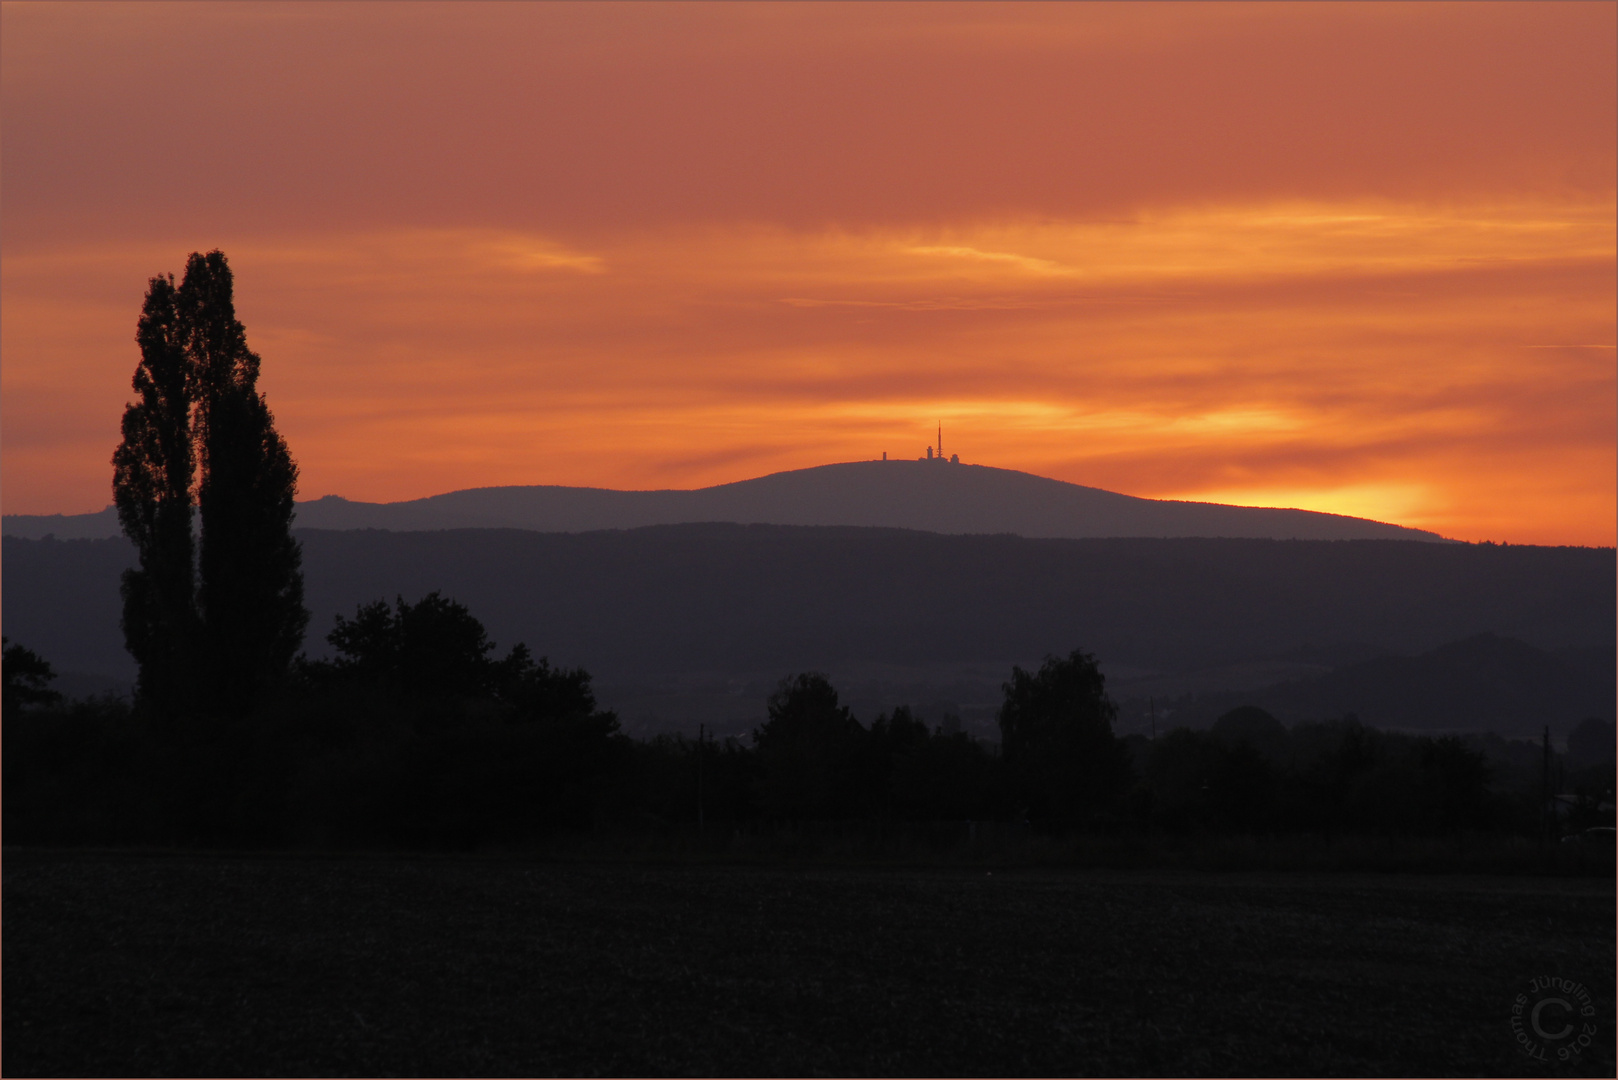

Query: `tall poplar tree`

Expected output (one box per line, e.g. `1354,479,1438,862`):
113,251,307,716
113,272,200,713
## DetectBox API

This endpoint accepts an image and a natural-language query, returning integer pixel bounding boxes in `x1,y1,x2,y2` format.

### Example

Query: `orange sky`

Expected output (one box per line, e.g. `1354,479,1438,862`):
3,2,1614,545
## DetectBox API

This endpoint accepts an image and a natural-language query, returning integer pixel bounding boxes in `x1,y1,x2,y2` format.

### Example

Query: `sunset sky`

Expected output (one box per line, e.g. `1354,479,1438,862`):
2,2,1613,545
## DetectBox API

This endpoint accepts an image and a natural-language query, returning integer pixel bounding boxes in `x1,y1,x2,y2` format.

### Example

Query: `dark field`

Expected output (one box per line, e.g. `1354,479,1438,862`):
4,852,1613,1077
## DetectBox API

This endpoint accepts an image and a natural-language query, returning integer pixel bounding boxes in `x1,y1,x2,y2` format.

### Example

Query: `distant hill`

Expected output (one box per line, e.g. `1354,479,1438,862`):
1161,633,1614,737
2,506,122,541
2,461,1448,542
5,525,1605,735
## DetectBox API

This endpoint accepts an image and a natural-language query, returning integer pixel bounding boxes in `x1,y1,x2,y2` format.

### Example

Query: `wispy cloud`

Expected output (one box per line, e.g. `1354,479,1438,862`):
4,204,1612,544
903,245,1070,275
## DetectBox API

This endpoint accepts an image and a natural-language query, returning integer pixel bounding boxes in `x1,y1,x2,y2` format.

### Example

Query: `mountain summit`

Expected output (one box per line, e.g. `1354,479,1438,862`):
3,460,1446,542
297,460,1446,541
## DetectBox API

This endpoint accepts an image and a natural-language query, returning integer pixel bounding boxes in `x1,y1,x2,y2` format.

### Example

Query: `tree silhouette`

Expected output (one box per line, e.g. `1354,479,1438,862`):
753,673,867,818
998,649,1129,821
112,251,306,716
187,252,306,713
323,591,612,729
864,705,931,813
112,272,199,713
496,643,604,727
328,592,498,699
875,705,997,820
3,637,62,714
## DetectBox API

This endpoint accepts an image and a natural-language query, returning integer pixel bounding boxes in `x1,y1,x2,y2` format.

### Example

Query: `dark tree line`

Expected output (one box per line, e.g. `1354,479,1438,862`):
113,251,305,719
6,606,1610,849
1127,708,1497,835
740,676,994,821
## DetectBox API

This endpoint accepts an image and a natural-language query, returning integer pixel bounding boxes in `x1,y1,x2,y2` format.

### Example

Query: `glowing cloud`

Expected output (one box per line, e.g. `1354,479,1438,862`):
2,4,1613,545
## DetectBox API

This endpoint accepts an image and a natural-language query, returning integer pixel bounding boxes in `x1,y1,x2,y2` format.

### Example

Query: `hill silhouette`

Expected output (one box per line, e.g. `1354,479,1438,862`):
3,461,1447,542
1164,633,1613,736
5,525,1606,736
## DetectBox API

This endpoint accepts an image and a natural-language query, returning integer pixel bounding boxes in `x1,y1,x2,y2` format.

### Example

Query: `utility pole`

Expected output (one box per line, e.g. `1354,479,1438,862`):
1150,696,1156,740
697,723,706,830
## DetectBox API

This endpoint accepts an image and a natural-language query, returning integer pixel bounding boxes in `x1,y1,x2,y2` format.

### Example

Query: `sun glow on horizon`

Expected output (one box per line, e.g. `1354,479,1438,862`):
2,4,1613,546
1158,482,1439,529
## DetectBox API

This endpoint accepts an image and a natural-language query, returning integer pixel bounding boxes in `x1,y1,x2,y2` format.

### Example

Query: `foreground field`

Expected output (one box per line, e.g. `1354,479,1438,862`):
3,853,1612,1077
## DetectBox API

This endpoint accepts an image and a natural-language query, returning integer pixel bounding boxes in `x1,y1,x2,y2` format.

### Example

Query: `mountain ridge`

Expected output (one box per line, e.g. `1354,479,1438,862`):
3,460,1449,542
7,525,1606,736
1157,632,1613,736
